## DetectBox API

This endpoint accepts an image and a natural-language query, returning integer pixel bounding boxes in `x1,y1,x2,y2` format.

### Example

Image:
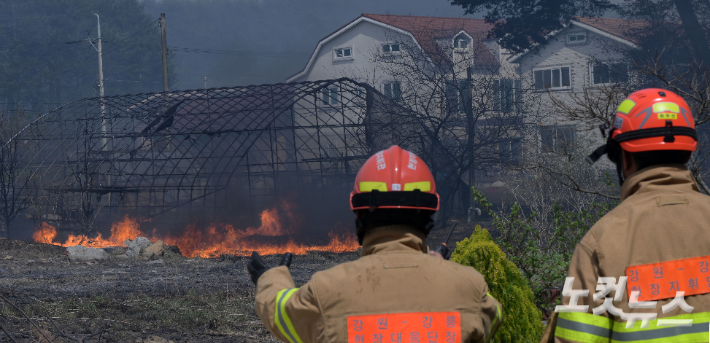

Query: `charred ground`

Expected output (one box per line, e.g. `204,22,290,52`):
0,223,480,343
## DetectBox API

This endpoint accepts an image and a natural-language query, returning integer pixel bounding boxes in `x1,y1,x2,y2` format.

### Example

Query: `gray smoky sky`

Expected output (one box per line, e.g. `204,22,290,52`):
143,0,480,90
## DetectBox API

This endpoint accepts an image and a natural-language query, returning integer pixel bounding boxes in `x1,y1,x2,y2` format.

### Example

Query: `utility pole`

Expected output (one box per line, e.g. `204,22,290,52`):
466,67,476,224
160,13,169,92
92,14,107,152
95,14,105,101
94,13,110,204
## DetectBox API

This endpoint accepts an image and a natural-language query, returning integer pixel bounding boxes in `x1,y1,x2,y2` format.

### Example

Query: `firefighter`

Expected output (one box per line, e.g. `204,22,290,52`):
542,88,710,342
247,145,502,343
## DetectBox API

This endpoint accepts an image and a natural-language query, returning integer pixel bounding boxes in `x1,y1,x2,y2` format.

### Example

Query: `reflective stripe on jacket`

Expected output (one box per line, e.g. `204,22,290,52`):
255,224,502,343
555,311,710,342
541,165,710,343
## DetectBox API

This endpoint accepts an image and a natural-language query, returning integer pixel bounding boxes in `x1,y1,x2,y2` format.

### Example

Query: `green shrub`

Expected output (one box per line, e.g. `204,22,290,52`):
451,226,544,343
471,188,616,316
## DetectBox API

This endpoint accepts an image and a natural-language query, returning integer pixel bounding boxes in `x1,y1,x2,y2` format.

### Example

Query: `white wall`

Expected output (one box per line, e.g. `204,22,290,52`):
289,20,416,88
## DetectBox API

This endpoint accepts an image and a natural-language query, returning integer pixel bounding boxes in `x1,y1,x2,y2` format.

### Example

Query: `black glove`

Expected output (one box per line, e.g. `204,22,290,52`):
247,252,294,286
433,243,451,260
279,252,293,268
247,251,268,285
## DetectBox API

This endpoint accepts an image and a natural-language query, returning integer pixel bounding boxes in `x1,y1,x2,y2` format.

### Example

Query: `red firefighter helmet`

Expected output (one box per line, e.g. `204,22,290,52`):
350,145,439,211
611,88,696,152
587,89,697,166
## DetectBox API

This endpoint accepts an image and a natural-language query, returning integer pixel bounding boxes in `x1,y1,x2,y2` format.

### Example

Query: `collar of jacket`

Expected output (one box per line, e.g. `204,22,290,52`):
360,224,428,257
620,164,699,201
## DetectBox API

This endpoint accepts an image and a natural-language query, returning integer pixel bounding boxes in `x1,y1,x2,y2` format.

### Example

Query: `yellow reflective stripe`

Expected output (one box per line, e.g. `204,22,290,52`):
274,290,292,343
359,181,388,192
557,311,710,343
556,312,613,342
617,99,636,114
614,332,708,343
485,292,502,342
274,289,304,343
652,102,680,113
610,311,710,343
403,181,431,192
559,311,614,328
555,326,611,343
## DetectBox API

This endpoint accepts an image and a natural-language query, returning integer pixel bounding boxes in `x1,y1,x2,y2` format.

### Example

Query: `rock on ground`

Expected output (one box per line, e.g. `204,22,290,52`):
143,240,165,258
124,237,152,258
65,245,108,262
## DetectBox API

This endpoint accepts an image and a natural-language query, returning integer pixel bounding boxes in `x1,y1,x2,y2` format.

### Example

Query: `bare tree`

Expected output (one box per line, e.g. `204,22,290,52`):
636,55,710,193
0,109,36,237
348,29,535,222
67,157,111,239
537,51,710,198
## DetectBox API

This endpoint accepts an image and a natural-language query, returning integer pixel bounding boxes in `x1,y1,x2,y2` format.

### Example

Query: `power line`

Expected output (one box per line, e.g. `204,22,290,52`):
168,46,311,57
105,41,312,58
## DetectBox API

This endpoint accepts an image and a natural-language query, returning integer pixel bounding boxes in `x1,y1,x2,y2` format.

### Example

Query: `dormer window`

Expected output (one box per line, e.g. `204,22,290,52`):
454,33,470,49
566,32,587,44
382,43,401,54
333,46,353,61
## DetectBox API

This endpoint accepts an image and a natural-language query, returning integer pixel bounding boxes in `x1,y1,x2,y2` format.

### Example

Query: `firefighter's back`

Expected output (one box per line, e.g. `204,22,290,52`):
309,236,498,342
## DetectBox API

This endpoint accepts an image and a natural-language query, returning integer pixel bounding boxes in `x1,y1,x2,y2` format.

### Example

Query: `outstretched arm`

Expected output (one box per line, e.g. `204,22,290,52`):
254,266,323,343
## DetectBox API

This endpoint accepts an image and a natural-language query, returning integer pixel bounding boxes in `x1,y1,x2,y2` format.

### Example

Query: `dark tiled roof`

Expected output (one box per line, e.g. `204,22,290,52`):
573,17,652,45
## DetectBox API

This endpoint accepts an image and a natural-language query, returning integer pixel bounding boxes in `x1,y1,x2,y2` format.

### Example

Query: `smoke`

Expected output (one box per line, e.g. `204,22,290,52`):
142,0,478,89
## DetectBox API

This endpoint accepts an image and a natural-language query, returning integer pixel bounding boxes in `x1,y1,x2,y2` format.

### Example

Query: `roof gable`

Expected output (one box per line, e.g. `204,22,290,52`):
572,17,650,45
509,17,645,63
287,14,500,82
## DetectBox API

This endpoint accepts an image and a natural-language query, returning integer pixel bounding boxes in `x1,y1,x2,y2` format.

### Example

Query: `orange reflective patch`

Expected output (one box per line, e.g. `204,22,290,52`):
347,311,461,343
626,255,710,302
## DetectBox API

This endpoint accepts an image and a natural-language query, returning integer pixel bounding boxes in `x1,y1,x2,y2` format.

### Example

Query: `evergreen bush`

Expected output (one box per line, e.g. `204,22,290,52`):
451,226,544,343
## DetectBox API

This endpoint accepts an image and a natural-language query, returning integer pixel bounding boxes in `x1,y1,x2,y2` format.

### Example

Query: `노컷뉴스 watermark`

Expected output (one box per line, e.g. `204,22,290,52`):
555,276,695,328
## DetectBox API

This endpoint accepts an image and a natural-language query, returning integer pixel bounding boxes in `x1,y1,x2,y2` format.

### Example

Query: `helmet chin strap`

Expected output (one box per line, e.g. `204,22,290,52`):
615,159,625,187
587,124,626,187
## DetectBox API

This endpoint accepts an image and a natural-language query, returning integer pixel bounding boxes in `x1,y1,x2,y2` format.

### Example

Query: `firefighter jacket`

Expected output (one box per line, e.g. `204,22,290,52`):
542,165,710,343
254,224,502,343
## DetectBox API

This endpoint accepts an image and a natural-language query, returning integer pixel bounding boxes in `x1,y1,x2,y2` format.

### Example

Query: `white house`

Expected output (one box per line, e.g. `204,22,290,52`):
287,14,527,166
286,13,513,97
286,14,651,200
510,17,648,155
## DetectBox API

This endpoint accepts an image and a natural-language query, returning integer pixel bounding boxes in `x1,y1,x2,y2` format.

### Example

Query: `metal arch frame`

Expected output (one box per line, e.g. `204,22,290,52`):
7,78,415,231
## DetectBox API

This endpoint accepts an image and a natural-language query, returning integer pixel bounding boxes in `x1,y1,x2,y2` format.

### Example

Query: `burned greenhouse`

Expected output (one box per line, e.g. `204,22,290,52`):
4,78,427,255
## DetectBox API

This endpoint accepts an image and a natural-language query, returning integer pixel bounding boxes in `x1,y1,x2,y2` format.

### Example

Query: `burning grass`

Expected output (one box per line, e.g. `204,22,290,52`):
0,236,360,342
32,204,360,258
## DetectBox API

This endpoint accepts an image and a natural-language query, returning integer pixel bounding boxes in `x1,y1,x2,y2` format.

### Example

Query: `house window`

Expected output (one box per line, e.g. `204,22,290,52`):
534,67,571,90
333,47,353,61
540,126,575,153
500,139,523,166
591,62,629,84
446,80,470,113
566,33,587,44
382,43,401,54
322,86,338,105
383,81,402,100
454,33,470,49
494,79,520,113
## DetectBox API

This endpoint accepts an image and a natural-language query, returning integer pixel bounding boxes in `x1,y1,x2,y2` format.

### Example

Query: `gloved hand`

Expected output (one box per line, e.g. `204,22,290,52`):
279,252,293,268
432,243,450,260
247,251,268,285
247,251,294,285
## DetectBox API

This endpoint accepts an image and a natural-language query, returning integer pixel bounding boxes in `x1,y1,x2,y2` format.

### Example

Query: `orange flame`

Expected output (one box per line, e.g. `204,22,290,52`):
32,206,359,258
32,222,59,245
